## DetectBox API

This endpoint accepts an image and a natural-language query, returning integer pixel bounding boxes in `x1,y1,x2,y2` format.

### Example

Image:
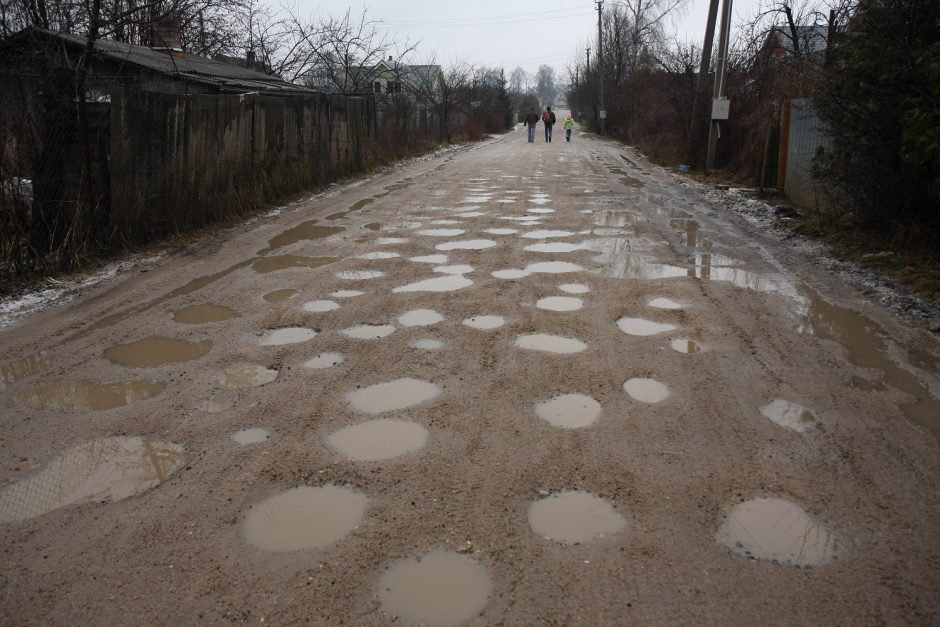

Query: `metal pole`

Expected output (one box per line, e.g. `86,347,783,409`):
706,0,732,170
596,0,605,135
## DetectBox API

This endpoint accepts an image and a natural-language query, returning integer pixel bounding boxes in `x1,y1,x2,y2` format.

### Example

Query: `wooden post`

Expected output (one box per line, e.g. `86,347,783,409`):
777,99,792,191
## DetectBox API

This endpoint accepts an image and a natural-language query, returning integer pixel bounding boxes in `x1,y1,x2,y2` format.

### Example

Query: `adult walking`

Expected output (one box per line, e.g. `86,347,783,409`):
564,113,574,142
542,106,556,142
524,107,539,143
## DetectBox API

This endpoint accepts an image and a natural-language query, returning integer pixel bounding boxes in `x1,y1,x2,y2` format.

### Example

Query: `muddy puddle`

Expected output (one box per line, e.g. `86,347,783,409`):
304,353,344,369
263,289,298,303
376,237,409,245
493,262,583,280
342,324,396,339
435,239,497,251
232,427,270,445
526,242,585,254
378,550,492,627
528,208,554,214
337,270,385,280
431,219,462,225
398,309,444,327
522,230,575,239
347,378,440,414
0,436,186,523
528,491,626,544
303,299,340,312
648,297,682,310
616,317,677,336
418,228,465,237
357,252,399,260
463,315,505,329
364,222,382,231
559,283,590,294
243,485,367,552
15,380,164,411
535,393,600,428
515,334,587,354
0,352,51,389
328,419,428,461
172,304,236,324
537,296,583,312
409,254,449,264
393,276,474,293
259,222,344,254
760,399,816,433
201,395,236,413
104,337,212,368
411,339,444,350
623,377,670,403
716,497,839,566
259,327,318,346
798,289,940,430
332,290,364,298
252,255,337,274
484,228,518,235
671,338,701,354
434,264,474,275
219,364,278,389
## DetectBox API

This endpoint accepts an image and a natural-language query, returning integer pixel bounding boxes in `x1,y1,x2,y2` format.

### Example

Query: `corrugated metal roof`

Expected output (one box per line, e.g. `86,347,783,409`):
3,28,318,93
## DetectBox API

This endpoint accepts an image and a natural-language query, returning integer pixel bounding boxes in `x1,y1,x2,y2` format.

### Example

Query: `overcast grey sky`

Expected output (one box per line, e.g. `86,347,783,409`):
290,0,765,76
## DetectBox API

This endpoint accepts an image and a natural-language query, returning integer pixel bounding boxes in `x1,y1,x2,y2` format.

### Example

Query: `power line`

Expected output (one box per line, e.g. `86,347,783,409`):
378,6,589,26
379,11,594,30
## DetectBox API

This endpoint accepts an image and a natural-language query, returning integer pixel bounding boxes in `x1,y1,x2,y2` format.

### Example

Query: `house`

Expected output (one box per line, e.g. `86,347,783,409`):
368,57,443,102
759,24,832,67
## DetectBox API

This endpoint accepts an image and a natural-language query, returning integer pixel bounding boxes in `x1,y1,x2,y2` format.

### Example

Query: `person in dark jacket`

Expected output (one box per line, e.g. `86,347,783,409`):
542,106,556,142
524,107,539,143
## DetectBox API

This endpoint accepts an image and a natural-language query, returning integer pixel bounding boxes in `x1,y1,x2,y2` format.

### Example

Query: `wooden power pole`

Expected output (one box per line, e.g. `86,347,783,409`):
596,1,606,134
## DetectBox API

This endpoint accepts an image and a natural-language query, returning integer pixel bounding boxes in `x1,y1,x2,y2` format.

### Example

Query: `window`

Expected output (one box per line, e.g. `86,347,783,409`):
373,81,383,94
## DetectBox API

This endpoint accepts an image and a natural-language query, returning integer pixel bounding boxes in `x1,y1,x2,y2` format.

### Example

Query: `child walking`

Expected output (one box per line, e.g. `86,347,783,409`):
564,113,574,142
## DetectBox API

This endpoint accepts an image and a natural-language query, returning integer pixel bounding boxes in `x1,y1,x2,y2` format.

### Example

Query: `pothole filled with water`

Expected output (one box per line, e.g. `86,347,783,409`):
536,296,583,312
623,377,670,403
252,255,336,274
760,399,817,433
173,304,237,324
616,317,677,336
411,338,444,350
418,228,466,237
232,427,270,445
378,550,492,627
0,436,186,523
525,242,584,253
670,338,701,354
304,353,345,369
219,364,278,389
357,251,400,260
528,491,626,544
463,315,505,330
15,380,165,411
522,230,575,239
337,270,385,281
259,327,318,346
515,334,587,354
0,352,51,389
648,297,683,310
263,288,298,303
535,393,601,428
558,283,590,294
715,497,839,566
342,324,396,339
201,395,235,413
347,378,440,414
434,264,474,275
104,337,212,368
332,290,364,298
303,300,341,312
393,276,474,293
398,309,444,327
377,237,409,245
484,228,518,235
243,485,368,552
435,239,496,251
409,254,448,264
262,223,344,253
328,419,428,461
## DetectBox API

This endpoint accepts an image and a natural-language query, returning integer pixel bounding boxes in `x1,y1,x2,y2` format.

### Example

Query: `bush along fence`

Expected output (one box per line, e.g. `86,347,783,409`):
1,86,376,284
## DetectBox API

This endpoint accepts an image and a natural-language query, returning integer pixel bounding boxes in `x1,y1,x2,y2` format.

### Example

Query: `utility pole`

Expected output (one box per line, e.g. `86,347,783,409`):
687,0,720,166
596,1,605,134
706,0,733,170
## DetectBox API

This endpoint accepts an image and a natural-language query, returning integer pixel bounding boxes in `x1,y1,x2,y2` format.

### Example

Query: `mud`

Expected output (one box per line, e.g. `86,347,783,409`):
15,380,164,411
104,337,212,368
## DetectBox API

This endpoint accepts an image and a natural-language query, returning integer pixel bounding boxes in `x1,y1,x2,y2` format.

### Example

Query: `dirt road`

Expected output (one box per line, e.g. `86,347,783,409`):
2,123,939,625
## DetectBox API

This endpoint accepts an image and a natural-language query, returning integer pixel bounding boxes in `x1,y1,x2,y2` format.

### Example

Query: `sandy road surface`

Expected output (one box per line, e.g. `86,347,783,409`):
2,124,940,625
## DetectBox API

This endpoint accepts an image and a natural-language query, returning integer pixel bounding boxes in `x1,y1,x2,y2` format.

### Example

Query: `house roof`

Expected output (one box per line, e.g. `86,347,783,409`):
1,28,316,93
